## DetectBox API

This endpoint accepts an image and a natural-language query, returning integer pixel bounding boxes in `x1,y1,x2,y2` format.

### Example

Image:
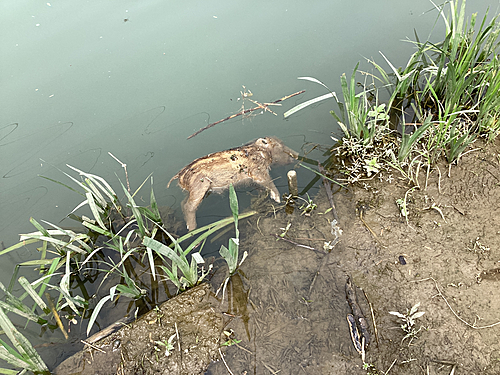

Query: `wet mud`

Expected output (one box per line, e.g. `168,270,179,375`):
53,284,223,375
52,139,500,374
206,138,500,375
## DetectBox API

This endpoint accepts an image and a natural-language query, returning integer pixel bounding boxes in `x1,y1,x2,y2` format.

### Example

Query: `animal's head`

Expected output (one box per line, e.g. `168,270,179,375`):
255,137,298,165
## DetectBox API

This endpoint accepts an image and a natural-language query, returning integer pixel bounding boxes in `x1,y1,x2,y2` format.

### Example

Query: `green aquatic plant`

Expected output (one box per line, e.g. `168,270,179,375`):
0,308,49,374
154,334,176,357
389,302,426,344
375,0,500,164
0,163,257,373
289,0,500,186
331,63,390,146
219,184,245,275
221,329,241,347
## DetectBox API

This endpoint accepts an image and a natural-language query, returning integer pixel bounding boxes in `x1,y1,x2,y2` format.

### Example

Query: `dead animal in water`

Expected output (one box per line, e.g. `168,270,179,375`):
168,137,298,230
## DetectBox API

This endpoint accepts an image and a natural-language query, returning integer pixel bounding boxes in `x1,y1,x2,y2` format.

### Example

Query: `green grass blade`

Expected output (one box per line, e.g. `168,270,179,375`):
228,184,239,238
0,366,22,374
82,221,114,238
0,239,39,256
0,308,49,372
86,294,113,336
66,164,118,199
284,93,337,118
28,218,50,238
148,177,162,223
17,277,49,315
120,182,147,238
85,192,107,231
17,234,86,255
143,237,190,281
84,178,107,208
0,301,44,324
0,339,32,370
146,246,156,281
38,174,85,199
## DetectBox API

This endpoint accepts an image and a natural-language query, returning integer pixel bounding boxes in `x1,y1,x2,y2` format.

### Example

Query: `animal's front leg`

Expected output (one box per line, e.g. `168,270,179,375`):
253,171,281,203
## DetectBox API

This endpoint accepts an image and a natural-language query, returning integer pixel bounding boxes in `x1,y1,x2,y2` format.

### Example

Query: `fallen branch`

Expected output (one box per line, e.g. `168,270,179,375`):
187,90,305,139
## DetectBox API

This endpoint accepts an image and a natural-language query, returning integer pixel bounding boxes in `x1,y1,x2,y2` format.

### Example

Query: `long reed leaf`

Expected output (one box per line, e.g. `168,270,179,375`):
0,309,48,372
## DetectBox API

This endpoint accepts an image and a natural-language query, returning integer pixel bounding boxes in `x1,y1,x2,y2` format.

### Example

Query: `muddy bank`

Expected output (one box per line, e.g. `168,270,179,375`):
206,138,500,374
52,139,500,375
53,283,223,375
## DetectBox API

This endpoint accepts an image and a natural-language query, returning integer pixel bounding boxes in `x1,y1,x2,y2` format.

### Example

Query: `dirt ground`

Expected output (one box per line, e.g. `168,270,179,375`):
205,137,500,375
50,138,500,374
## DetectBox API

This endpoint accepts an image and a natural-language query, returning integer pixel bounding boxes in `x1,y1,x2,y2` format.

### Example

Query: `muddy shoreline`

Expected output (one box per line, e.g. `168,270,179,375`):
206,137,500,374
52,138,500,374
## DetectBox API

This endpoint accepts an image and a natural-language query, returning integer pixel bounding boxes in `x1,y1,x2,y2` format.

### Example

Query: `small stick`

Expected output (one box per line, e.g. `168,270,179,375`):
108,152,130,193
429,359,458,366
219,348,235,375
187,90,305,139
81,340,106,353
293,237,327,241
246,97,280,116
308,271,319,296
234,342,252,354
413,277,500,329
358,209,387,248
385,358,397,374
45,292,68,340
361,288,379,347
175,322,181,353
262,361,281,374
273,234,324,254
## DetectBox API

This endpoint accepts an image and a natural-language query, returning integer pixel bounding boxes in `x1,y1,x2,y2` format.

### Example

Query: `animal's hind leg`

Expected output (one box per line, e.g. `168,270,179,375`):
182,182,210,230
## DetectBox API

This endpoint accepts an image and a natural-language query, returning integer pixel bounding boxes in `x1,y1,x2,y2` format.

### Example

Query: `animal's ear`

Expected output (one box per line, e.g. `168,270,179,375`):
255,138,269,147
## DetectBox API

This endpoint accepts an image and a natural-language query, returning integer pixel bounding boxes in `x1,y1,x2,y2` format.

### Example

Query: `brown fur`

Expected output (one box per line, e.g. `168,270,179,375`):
168,137,298,230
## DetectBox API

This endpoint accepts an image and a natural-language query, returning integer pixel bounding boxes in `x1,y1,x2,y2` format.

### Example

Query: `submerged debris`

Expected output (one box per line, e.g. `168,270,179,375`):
345,276,370,354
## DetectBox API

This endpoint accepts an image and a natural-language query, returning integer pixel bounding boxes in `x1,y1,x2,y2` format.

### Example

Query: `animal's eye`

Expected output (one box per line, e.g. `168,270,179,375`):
262,139,268,144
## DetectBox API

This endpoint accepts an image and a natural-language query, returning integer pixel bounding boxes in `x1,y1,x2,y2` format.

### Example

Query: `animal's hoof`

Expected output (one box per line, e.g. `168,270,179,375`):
270,191,280,203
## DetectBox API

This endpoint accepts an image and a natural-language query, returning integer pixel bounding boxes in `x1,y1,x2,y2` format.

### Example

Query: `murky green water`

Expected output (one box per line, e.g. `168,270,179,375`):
1,0,499,370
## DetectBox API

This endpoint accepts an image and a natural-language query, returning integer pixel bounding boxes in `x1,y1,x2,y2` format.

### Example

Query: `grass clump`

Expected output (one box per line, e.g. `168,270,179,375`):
289,0,500,185
0,163,254,373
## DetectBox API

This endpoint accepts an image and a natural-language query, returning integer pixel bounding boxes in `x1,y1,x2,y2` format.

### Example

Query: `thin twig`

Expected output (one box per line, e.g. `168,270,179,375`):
361,288,379,347
359,214,387,248
81,340,106,353
273,234,324,254
385,358,397,374
175,322,181,353
413,277,500,329
318,163,339,223
262,361,281,374
308,271,319,297
108,152,130,193
219,348,235,375
234,341,253,354
187,90,305,139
